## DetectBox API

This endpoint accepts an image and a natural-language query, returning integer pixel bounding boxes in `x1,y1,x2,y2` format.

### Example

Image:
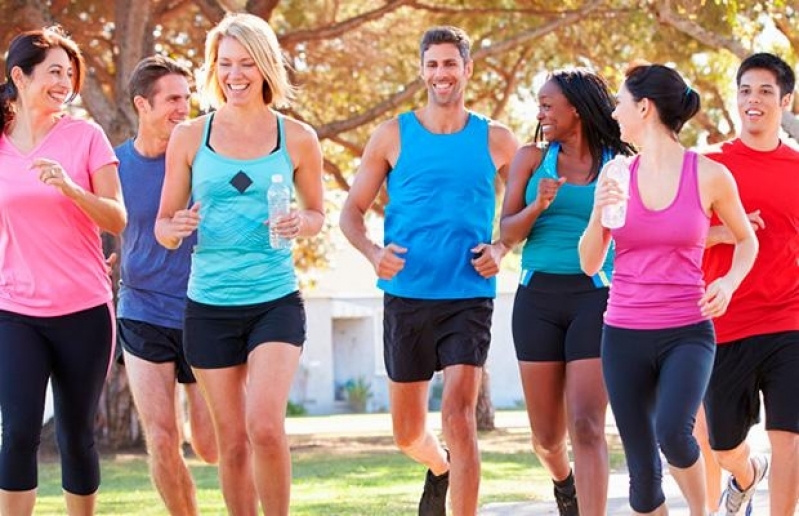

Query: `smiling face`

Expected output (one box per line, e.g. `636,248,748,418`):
136,73,191,142
611,84,643,146
14,47,73,114
420,43,472,107
215,36,264,107
536,79,581,142
737,68,792,141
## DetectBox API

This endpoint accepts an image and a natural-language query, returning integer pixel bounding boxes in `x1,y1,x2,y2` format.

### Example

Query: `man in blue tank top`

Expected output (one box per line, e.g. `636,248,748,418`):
340,26,518,516
115,56,217,515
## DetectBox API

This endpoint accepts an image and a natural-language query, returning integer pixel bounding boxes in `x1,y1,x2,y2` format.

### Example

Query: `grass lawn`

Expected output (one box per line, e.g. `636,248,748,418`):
33,422,623,515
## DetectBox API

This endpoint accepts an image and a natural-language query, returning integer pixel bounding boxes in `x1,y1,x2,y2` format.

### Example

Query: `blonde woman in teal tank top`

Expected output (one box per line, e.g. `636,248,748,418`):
155,14,324,515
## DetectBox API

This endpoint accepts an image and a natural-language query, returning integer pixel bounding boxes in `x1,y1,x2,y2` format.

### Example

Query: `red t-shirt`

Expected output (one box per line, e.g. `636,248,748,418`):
702,139,799,343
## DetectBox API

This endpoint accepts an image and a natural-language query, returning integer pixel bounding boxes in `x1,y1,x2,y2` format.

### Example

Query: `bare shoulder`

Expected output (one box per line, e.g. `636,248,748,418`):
696,153,735,192
172,115,207,147
282,115,321,147
488,120,519,146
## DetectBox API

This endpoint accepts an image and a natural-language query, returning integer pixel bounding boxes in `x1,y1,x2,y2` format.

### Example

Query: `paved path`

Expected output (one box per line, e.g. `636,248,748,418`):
286,411,784,515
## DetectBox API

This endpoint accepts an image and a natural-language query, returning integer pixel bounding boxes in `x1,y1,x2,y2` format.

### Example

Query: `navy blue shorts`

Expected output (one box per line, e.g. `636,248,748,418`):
705,330,799,450
512,272,608,362
184,291,306,369
383,294,493,383
118,318,196,384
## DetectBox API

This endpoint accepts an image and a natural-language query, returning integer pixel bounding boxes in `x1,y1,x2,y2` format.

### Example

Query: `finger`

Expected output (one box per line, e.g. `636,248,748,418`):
385,243,408,254
189,202,201,213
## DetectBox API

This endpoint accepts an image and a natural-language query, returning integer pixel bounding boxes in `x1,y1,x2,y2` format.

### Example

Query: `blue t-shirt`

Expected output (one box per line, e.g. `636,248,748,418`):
519,142,614,284
377,111,497,299
116,139,194,329
188,113,297,305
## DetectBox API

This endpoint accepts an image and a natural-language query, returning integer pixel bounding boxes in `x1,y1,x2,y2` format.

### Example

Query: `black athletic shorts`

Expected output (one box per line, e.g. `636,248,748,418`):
512,272,608,362
118,318,196,384
383,294,493,383
705,330,799,451
184,291,306,369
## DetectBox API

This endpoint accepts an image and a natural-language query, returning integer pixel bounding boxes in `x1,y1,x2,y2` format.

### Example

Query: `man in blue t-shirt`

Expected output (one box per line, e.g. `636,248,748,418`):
116,56,217,515
340,26,518,516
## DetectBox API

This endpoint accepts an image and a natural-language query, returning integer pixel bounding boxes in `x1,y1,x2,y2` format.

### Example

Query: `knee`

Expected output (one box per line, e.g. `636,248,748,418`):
441,403,476,439
189,430,218,464
657,426,698,468
2,422,41,456
393,428,426,453
145,425,182,460
246,418,285,452
570,414,606,448
531,431,567,458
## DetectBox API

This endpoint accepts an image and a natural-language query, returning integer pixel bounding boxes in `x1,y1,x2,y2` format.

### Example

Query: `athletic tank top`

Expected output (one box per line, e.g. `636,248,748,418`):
605,151,710,329
188,113,297,305
520,142,614,284
377,111,497,299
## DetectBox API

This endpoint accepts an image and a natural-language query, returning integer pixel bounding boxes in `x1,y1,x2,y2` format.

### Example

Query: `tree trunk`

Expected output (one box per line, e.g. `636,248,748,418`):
476,367,495,431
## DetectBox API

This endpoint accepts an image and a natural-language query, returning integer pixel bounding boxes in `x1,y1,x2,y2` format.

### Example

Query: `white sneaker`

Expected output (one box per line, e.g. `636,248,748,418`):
721,455,769,516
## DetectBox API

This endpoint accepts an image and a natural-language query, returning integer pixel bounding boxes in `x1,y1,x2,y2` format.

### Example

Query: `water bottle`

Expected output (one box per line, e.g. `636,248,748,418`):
601,156,631,229
267,174,291,249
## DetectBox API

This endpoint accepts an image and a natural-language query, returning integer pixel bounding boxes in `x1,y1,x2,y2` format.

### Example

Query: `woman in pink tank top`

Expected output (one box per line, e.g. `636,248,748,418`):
578,64,758,516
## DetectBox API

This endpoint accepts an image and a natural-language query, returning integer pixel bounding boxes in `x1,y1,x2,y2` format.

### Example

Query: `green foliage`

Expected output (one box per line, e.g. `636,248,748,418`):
33,423,600,515
287,400,308,416
344,377,373,413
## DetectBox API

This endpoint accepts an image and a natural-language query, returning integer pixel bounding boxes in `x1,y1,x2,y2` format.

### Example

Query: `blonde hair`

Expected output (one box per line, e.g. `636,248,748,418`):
199,13,294,109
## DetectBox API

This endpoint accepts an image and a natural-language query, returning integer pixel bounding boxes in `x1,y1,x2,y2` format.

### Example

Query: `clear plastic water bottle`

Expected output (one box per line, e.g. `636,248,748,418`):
267,174,291,249
601,156,631,229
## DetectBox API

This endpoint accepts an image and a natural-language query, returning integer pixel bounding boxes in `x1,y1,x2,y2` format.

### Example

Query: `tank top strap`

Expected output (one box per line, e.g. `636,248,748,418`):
678,150,702,209
536,142,560,179
201,113,215,150
276,112,286,150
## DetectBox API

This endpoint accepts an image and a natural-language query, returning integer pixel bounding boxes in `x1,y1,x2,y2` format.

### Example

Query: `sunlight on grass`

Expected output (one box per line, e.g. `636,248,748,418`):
32,423,623,515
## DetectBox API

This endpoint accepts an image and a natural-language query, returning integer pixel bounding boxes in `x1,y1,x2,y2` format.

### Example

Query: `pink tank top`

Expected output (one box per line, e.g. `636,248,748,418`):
604,151,710,329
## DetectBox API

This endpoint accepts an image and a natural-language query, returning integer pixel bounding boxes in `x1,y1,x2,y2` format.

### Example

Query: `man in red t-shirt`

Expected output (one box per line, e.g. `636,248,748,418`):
702,53,799,516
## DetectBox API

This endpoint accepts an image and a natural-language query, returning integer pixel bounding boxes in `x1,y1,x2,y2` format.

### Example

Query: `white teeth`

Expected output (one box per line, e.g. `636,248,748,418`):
229,84,247,91
746,109,763,116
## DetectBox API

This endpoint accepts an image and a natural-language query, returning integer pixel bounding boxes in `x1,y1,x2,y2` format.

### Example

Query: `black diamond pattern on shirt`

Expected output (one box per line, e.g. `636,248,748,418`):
230,170,253,193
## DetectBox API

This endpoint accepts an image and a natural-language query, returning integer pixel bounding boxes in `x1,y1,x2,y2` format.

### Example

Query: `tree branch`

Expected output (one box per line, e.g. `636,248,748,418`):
280,0,412,46
651,0,748,58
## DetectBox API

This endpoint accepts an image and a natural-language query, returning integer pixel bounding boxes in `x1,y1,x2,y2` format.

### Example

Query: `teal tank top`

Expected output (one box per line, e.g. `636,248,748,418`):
519,142,614,285
377,111,497,299
188,113,297,305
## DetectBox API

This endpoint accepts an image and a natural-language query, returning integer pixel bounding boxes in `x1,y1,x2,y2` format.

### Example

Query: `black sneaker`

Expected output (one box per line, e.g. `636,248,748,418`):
554,482,579,516
418,468,449,516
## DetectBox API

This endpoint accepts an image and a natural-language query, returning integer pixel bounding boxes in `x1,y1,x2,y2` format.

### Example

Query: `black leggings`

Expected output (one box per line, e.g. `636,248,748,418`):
602,321,715,513
0,304,113,494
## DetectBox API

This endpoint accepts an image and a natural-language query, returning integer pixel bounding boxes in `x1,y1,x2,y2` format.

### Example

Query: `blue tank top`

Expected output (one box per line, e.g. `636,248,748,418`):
377,111,497,299
519,143,614,285
188,113,297,305
116,139,194,328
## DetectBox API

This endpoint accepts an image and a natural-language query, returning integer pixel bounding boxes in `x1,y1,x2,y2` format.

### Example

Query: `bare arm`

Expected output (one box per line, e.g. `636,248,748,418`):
698,161,758,317
578,166,617,276
155,121,201,250
705,209,764,248
339,120,406,279
469,123,521,277
32,159,127,235
499,145,563,248
276,118,325,238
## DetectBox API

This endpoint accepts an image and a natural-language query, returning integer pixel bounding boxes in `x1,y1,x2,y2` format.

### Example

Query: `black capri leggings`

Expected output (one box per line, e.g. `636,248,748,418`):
602,321,715,513
0,304,113,494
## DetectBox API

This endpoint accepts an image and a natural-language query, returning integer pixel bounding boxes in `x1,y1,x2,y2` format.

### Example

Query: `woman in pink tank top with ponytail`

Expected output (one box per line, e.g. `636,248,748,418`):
578,64,758,516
